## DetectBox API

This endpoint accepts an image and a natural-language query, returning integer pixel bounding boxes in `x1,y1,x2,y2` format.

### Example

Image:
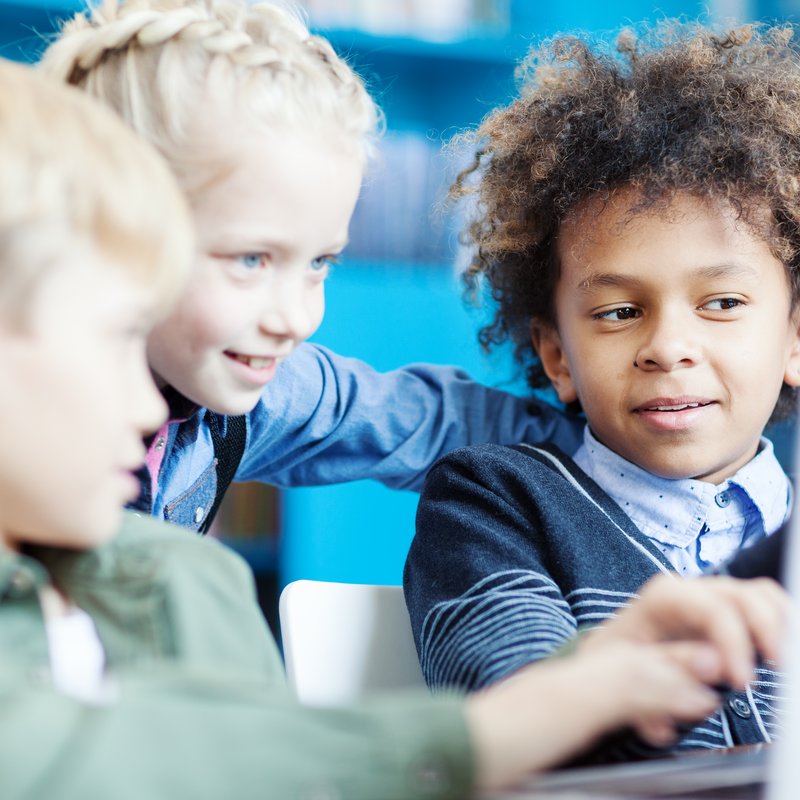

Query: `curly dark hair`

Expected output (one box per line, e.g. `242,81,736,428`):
456,22,800,420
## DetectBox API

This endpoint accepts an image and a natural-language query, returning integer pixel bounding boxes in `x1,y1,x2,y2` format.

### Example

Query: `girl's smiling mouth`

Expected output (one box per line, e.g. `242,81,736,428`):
223,351,282,387
225,351,275,370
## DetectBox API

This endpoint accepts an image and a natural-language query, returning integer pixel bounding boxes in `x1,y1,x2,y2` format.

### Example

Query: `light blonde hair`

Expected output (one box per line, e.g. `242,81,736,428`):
0,57,192,322
40,0,381,199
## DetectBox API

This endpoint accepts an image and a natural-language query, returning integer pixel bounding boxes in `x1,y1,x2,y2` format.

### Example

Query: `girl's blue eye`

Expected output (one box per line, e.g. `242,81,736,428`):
311,254,340,274
238,254,267,270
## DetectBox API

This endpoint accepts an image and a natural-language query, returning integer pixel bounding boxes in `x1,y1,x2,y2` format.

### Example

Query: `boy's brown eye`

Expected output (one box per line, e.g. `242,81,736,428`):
705,298,742,311
596,307,639,321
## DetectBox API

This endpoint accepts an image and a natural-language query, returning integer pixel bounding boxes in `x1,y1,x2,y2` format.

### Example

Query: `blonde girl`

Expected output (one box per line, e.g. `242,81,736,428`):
41,0,584,534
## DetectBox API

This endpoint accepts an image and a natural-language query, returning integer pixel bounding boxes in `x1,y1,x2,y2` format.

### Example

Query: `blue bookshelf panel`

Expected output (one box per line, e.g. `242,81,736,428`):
279,259,527,588
510,0,711,38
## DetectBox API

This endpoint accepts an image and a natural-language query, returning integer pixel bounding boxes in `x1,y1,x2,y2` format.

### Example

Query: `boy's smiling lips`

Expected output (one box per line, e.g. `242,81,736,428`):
633,395,717,431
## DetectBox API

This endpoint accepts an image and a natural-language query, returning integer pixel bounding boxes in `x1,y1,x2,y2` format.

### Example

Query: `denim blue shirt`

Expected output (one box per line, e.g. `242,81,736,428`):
574,427,791,575
138,343,586,531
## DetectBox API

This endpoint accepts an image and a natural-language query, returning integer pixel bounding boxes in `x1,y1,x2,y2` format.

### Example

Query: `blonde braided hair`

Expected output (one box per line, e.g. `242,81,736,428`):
41,0,380,196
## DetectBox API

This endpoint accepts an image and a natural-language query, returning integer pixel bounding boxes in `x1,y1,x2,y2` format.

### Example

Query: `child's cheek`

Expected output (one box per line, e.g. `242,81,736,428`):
187,294,240,347
168,275,243,349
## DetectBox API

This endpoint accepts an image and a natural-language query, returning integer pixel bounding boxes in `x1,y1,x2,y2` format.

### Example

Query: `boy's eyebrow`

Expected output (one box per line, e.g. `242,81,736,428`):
577,262,762,292
578,273,645,292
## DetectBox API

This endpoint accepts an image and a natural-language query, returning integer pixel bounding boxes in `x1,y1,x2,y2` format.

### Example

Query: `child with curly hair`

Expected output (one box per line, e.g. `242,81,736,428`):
405,23,800,760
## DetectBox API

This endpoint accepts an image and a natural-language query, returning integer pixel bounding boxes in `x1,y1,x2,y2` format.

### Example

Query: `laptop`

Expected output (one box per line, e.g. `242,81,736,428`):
488,745,769,799
485,425,800,800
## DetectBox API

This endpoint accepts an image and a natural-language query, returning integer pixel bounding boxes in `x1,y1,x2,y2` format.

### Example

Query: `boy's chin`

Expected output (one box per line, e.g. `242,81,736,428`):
6,512,121,554
57,508,122,551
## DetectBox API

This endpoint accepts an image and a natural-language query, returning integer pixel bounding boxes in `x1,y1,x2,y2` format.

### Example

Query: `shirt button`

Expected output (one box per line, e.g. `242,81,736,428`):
728,696,753,719
413,758,450,792
194,506,205,524
8,568,35,596
715,491,732,508
154,436,166,451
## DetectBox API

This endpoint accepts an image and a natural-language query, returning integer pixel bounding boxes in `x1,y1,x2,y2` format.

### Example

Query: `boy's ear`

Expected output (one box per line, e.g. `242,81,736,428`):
530,320,578,404
783,309,800,388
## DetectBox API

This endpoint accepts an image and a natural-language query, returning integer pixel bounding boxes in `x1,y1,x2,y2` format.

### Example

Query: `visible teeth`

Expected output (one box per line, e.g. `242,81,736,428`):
649,403,701,412
234,354,271,369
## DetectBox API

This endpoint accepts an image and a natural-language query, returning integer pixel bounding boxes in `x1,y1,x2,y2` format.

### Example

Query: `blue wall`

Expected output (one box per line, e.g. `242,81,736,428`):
280,260,526,586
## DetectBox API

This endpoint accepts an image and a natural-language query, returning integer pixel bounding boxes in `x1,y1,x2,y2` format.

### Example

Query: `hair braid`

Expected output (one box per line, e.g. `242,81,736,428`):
44,3,323,82
40,0,380,195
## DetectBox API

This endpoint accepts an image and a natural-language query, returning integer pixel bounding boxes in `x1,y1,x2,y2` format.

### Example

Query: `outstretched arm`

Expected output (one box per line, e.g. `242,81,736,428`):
239,343,584,490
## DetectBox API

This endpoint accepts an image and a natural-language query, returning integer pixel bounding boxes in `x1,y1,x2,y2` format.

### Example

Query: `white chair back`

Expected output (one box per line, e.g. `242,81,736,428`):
279,579,426,706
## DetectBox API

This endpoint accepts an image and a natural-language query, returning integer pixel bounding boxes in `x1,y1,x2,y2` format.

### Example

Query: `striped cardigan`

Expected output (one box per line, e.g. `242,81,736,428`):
403,443,783,758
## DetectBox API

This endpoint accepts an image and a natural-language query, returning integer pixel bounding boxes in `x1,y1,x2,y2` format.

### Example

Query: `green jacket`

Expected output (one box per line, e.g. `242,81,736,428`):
0,512,473,799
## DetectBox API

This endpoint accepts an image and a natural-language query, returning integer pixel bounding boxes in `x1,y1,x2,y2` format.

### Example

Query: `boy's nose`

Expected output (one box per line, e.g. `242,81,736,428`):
136,367,168,435
633,313,701,371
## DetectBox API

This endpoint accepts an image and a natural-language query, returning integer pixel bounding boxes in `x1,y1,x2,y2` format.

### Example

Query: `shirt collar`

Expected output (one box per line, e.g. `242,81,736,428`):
573,427,790,548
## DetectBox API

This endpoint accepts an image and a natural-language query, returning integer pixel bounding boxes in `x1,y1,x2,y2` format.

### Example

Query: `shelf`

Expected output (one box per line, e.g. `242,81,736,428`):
321,27,531,67
317,27,520,132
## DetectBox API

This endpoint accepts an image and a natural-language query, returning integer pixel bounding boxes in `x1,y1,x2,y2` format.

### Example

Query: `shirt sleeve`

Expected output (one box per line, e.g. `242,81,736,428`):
238,342,584,491
404,444,578,691
0,664,473,800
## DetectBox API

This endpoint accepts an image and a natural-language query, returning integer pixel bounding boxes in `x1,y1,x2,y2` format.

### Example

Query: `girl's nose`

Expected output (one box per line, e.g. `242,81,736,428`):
258,271,322,343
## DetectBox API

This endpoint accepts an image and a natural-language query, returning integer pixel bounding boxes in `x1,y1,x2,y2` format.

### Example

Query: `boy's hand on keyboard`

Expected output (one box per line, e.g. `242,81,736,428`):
580,573,790,689
465,637,722,789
